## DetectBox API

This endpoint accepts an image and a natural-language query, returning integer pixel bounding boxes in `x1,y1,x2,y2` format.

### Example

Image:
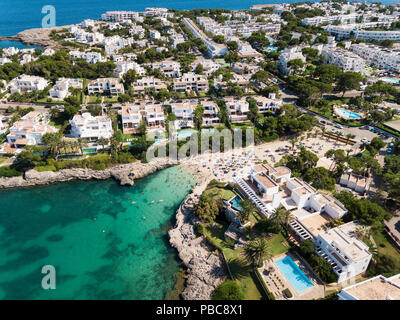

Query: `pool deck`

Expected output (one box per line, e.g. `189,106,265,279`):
258,252,325,300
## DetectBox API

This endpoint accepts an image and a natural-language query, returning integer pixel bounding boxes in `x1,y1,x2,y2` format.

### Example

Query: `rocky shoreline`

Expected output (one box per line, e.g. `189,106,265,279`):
0,158,172,189
169,179,227,300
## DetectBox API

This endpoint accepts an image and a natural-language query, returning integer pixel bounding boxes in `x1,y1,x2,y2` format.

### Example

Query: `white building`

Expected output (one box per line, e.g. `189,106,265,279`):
131,77,167,95
338,273,400,300
170,101,196,129
70,113,113,140
49,78,83,99
278,49,306,75
7,111,57,147
114,61,145,78
339,172,370,194
324,24,400,41
69,51,105,64
351,43,400,72
224,97,249,122
173,72,209,92
253,94,282,113
322,46,365,73
152,61,181,77
101,11,140,21
121,103,164,134
315,221,373,283
9,75,49,94
87,78,124,96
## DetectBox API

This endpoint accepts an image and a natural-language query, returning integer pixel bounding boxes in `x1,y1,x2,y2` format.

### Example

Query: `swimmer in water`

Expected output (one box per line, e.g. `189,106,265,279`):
132,201,136,204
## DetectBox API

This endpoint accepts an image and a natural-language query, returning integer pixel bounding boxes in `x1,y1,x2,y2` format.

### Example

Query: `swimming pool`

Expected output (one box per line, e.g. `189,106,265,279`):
382,77,400,85
336,108,363,120
229,195,242,211
274,256,314,293
177,130,195,138
267,45,278,51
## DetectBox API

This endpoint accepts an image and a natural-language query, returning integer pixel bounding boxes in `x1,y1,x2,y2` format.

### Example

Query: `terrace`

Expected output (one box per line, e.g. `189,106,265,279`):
258,252,325,300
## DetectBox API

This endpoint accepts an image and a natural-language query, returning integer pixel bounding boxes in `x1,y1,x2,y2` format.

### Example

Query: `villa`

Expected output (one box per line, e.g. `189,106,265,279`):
278,49,306,75
152,61,181,78
224,97,249,122
87,78,124,96
173,72,209,92
114,61,145,78
315,221,373,283
8,75,49,94
253,94,282,114
170,101,197,129
49,78,83,99
7,111,57,147
121,103,165,134
131,77,167,95
69,51,105,64
339,172,370,194
338,273,400,300
69,113,113,140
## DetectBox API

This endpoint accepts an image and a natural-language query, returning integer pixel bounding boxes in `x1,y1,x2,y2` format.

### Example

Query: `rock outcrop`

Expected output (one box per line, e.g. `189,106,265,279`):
0,158,172,189
169,180,227,300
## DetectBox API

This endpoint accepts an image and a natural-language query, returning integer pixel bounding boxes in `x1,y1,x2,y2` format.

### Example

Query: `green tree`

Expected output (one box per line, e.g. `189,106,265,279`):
336,72,363,97
242,238,271,268
193,105,205,131
212,280,244,300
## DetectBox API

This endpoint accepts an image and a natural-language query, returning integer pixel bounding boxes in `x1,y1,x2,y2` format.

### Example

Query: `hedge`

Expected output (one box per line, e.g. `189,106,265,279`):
254,269,275,300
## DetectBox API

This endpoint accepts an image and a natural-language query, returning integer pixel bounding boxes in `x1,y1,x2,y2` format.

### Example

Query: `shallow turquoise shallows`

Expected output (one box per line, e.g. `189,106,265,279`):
274,256,314,293
0,166,196,300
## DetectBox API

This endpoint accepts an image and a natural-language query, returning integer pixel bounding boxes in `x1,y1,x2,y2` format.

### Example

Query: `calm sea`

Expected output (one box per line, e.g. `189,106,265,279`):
0,0,395,37
0,166,197,299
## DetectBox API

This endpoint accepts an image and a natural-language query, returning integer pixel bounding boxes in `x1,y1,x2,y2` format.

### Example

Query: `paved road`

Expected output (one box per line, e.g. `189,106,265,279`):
385,214,400,247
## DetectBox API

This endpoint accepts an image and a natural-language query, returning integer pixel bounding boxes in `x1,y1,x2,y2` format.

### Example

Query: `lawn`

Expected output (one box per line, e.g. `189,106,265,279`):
104,96,118,103
223,248,263,300
88,95,101,103
373,230,400,268
203,185,236,201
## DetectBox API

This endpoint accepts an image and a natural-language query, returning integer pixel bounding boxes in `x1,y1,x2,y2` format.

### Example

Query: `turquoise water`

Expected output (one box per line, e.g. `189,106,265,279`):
382,77,400,85
336,108,363,120
229,195,242,212
0,165,196,299
177,130,195,139
0,40,42,50
275,256,314,293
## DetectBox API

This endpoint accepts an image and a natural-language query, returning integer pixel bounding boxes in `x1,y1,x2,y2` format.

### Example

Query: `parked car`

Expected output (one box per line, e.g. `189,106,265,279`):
361,137,368,143
335,124,343,129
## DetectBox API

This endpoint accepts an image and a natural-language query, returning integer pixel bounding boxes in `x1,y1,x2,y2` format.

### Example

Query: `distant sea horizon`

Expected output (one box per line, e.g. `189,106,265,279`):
0,0,397,37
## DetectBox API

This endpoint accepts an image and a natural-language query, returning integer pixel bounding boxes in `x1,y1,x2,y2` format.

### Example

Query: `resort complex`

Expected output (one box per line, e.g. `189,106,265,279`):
1,1,400,303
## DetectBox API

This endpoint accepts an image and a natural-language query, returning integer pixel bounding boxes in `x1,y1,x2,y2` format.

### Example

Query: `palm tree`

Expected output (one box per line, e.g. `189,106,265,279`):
355,225,371,243
77,138,88,154
242,238,272,269
346,133,352,145
290,137,298,150
98,137,109,152
271,208,293,232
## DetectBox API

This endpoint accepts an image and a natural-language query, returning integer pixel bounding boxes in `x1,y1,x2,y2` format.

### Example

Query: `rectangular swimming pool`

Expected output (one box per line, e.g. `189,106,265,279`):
274,256,314,293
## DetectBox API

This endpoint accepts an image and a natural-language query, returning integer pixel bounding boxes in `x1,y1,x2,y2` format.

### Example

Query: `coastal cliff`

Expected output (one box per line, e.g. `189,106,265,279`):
169,179,227,300
0,158,172,189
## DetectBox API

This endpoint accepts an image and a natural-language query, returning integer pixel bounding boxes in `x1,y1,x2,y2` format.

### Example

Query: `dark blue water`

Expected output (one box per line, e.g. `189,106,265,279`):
0,0,395,37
